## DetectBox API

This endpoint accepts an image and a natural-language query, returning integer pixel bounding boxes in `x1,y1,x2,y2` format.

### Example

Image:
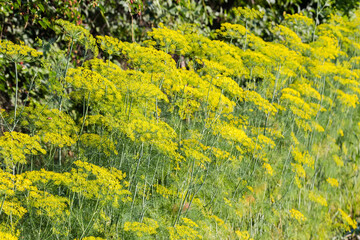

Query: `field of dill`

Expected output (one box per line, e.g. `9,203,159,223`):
1,6,360,240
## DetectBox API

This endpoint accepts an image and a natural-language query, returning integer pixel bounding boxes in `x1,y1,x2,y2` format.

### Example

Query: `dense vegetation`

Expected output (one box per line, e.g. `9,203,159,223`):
1,1,360,239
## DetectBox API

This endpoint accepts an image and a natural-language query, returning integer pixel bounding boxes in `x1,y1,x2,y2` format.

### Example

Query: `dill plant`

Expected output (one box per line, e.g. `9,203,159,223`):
1,6,360,240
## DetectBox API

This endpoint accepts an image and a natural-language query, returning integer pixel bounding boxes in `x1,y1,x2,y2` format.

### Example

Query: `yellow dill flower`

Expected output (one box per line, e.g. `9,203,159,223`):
244,90,277,115
21,104,77,148
283,13,314,42
168,218,202,240
247,186,254,193
96,35,128,56
125,118,178,158
65,67,121,103
284,12,314,28
147,23,191,55
335,89,359,108
209,215,224,226
74,237,106,240
232,7,264,20
290,132,300,146
28,187,69,220
310,34,343,60
0,231,18,240
308,191,327,206
1,199,27,220
326,177,339,187
211,147,230,161
272,24,310,53
263,163,274,176
235,230,253,240
294,176,303,189
182,218,199,228
0,40,42,62
256,134,276,149
124,218,159,237
291,81,321,101
120,41,177,73
71,160,131,205
55,19,98,57
216,22,249,40
0,131,46,168
24,161,131,208
211,121,253,152
291,147,314,168
181,140,211,168
280,90,316,119
338,209,357,230
295,119,312,132
154,184,176,199
291,163,306,178
289,208,306,222
80,133,118,156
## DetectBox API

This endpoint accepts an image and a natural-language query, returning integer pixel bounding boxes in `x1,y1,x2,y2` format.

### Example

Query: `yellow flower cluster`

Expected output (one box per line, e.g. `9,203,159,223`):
96,35,127,56
125,118,178,158
209,215,225,226
289,208,306,223
211,121,254,153
147,23,191,55
262,163,274,176
74,237,106,240
335,89,359,108
21,104,77,148
244,90,277,115
326,177,339,187
124,217,159,237
1,199,27,220
272,24,309,53
154,184,176,199
338,208,357,230
0,231,18,240
0,170,32,196
232,7,264,20
280,88,316,120
291,163,306,179
0,131,46,168
291,147,314,168
70,160,131,205
216,23,249,42
181,138,211,168
0,39,42,62
24,160,131,207
235,230,253,240
283,12,314,29
28,188,69,220
65,67,121,103
80,133,118,156
55,19,98,56
308,191,327,207
122,42,177,73
168,218,202,240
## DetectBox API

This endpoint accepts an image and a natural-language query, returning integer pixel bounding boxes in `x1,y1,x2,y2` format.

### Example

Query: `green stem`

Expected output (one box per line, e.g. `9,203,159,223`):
13,61,19,131
80,92,91,136
60,39,74,112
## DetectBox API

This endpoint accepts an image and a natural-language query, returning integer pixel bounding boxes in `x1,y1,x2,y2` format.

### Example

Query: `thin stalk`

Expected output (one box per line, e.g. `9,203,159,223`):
174,157,196,226
12,61,19,131
80,92,91,135
0,194,6,216
79,196,102,239
59,38,74,111
131,15,135,42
